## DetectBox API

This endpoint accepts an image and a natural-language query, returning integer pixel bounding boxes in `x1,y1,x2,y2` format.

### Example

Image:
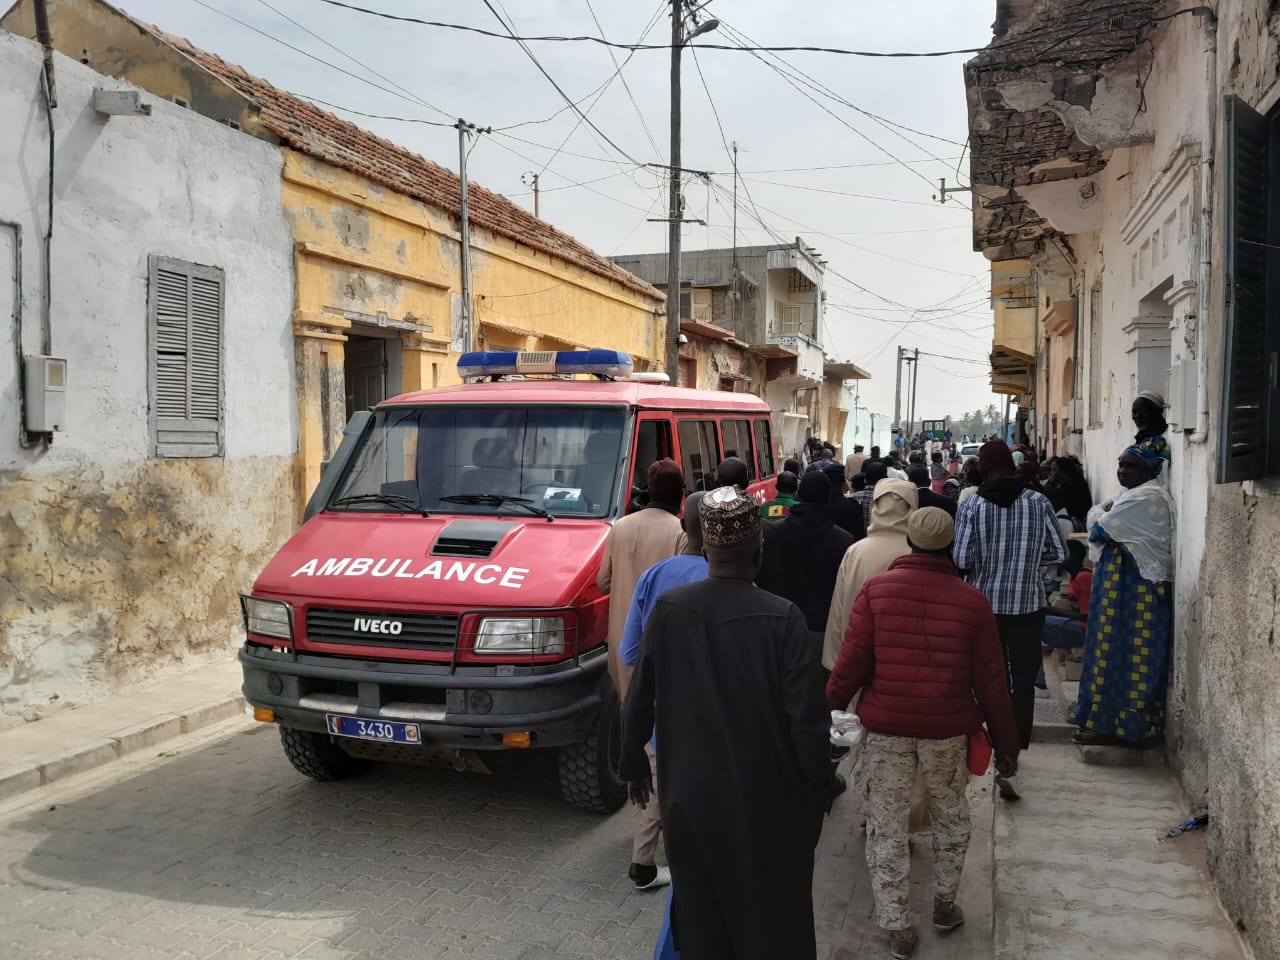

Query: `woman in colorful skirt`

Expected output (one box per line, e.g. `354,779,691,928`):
1072,436,1175,747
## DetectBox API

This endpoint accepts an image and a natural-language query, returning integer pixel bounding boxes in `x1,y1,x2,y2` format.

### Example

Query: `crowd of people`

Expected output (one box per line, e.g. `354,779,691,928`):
599,394,1177,960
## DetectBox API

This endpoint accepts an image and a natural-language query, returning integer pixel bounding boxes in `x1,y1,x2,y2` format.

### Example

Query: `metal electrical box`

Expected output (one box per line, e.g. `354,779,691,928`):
24,356,67,433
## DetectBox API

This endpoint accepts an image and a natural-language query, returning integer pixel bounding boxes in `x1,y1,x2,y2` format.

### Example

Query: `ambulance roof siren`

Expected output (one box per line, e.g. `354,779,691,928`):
457,349,635,381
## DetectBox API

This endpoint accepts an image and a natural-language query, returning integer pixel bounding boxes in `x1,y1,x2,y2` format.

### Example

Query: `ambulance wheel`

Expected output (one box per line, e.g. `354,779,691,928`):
278,726,368,781
557,693,627,813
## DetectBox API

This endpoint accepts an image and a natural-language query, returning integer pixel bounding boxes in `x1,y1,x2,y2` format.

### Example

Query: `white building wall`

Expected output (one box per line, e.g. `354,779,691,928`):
1029,9,1280,951
0,34,297,726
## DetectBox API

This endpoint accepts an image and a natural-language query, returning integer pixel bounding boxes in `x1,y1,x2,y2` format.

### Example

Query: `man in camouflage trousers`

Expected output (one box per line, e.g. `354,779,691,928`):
827,508,1020,959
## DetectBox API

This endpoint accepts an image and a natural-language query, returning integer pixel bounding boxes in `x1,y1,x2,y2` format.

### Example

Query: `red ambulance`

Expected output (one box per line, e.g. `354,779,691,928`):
239,349,779,812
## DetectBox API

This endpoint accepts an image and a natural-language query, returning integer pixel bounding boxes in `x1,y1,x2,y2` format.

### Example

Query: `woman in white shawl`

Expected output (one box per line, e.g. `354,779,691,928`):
1072,436,1175,746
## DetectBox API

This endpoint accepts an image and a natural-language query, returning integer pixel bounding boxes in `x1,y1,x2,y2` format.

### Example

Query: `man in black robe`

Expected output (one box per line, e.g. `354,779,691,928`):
621,486,833,960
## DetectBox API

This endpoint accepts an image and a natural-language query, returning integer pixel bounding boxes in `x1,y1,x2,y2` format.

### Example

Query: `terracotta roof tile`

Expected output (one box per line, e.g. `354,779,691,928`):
127,13,661,302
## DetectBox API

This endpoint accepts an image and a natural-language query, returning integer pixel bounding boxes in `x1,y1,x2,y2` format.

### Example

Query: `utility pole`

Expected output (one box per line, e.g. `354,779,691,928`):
521,172,541,218
456,119,490,352
893,345,903,434
908,347,920,437
665,1,685,379
663,1,719,378
730,140,738,329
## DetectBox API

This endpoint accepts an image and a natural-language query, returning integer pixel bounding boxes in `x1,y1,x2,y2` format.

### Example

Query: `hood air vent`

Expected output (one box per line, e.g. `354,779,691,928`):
431,519,512,558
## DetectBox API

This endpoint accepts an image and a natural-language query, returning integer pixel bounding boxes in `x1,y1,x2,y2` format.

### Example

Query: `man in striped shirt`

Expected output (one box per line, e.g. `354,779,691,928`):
953,440,1067,800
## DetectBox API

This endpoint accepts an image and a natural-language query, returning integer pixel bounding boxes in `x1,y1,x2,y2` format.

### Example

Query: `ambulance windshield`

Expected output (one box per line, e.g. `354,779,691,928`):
330,405,627,519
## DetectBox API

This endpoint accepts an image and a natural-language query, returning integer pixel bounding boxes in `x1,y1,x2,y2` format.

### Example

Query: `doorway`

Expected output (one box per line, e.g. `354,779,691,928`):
344,332,402,416
345,335,386,414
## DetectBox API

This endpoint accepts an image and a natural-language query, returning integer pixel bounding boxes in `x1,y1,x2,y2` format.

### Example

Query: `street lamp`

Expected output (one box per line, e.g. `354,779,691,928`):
665,2,719,379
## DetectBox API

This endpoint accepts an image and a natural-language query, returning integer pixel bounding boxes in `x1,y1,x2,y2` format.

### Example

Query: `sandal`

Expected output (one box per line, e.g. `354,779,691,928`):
1072,730,1116,746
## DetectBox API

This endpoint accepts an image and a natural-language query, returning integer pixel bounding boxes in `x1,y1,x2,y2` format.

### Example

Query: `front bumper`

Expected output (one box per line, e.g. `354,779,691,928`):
240,644,608,750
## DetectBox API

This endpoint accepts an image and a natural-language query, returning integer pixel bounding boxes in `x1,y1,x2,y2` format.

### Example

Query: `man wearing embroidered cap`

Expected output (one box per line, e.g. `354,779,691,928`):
621,486,833,960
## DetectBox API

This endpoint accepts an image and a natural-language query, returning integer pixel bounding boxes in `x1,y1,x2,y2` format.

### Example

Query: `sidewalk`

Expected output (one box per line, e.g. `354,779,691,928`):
0,660,244,803
991,744,1250,960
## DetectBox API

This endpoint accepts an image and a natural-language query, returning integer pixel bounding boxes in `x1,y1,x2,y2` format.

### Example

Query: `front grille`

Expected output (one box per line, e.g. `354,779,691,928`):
306,608,459,650
432,537,492,558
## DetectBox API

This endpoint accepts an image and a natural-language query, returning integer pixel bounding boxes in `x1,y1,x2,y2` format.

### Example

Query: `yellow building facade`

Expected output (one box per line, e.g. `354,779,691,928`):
6,0,664,503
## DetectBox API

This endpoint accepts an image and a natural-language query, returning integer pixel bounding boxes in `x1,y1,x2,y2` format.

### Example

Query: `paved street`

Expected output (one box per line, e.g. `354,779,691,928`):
0,717,994,960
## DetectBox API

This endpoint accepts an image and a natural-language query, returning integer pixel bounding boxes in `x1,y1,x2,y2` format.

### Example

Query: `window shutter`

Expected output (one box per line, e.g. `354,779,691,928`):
1218,96,1270,483
149,256,224,457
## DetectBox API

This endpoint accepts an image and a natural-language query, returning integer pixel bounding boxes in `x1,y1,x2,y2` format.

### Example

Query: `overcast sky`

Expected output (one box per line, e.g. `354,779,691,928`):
122,0,1002,422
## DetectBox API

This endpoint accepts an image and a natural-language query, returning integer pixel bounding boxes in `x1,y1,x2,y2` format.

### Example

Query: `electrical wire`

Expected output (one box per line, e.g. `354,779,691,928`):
583,0,664,158
534,0,667,176
713,16,971,190
731,157,965,175
186,0,464,115
249,0,454,118
309,0,1100,59
742,178,968,209
481,0,650,168
712,20,962,203
712,18,969,206
483,135,658,214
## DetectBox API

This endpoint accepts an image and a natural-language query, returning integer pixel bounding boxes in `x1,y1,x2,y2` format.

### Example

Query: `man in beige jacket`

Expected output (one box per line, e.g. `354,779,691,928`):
598,459,685,692
824,477,923,830
823,478,920,672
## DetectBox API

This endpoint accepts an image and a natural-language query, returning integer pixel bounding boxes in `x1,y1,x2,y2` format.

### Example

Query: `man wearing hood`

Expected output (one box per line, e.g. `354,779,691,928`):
758,472,856,644
618,491,710,893
953,440,1067,800
823,479,920,673
822,462,867,540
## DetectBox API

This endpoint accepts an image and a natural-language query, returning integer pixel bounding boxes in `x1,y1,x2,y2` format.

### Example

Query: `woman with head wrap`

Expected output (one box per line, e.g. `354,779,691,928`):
1072,437,1175,746
1132,391,1168,444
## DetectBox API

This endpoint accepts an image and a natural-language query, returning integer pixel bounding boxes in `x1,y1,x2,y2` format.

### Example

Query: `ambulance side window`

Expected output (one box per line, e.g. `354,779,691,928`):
753,418,776,478
632,419,673,493
676,419,721,492
720,419,756,482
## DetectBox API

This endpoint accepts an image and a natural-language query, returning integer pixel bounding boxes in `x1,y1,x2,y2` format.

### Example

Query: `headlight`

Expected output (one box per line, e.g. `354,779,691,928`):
242,596,292,640
474,616,564,656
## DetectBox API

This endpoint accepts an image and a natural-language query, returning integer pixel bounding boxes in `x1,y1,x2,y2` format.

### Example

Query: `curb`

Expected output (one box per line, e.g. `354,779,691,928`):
0,693,246,804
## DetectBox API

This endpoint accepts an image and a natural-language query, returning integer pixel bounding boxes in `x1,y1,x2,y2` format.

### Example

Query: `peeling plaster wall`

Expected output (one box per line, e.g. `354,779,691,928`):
0,35,296,727
1181,2,1280,953
1006,5,1280,952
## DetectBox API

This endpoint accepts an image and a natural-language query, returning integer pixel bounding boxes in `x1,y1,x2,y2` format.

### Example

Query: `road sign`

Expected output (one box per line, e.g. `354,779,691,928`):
921,419,948,440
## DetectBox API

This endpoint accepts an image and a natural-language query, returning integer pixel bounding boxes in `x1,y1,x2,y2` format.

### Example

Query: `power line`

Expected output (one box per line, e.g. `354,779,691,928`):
714,15,965,148
742,177,968,209
731,157,965,175
483,135,658,214
292,92,455,126
187,0,461,115
713,15,971,189
249,0,453,118
713,17,967,206
535,0,667,176
308,0,1045,58
583,0,664,159
480,0,650,168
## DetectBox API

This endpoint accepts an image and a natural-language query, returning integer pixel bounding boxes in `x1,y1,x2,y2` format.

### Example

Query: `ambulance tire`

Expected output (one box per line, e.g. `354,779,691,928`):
278,725,368,781
557,693,627,813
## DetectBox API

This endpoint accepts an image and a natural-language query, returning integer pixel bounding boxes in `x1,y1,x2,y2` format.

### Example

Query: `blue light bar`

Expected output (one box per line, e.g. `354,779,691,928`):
458,349,634,380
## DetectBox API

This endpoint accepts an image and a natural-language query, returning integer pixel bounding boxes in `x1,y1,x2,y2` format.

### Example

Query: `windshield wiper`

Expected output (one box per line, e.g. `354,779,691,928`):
329,493,426,515
441,493,552,520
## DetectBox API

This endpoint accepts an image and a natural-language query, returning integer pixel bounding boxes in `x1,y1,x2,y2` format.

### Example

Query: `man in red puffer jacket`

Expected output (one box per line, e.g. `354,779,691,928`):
826,507,1019,960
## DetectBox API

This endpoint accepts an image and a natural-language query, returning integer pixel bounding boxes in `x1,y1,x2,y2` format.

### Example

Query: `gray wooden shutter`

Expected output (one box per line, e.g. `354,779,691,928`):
1217,96,1270,483
149,256,224,457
